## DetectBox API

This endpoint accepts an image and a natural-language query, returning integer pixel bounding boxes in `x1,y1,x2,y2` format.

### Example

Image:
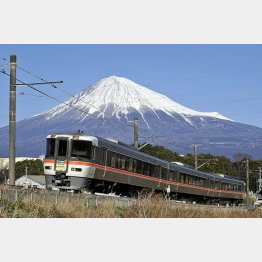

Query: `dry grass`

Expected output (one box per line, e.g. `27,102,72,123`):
1,192,262,218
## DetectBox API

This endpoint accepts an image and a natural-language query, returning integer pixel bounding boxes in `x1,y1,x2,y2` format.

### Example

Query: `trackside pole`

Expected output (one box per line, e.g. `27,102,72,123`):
9,55,17,186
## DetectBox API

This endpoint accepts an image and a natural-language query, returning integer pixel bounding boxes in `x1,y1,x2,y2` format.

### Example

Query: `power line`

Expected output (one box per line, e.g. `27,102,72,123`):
15,64,153,133
154,136,193,150
1,59,139,132
2,70,193,151
5,55,262,157
0,70,136,136
11,61,262,128
1,62,157,145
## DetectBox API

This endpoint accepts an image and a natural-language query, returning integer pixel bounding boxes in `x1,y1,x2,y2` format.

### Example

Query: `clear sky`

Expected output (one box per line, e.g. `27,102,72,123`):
1,44,262,128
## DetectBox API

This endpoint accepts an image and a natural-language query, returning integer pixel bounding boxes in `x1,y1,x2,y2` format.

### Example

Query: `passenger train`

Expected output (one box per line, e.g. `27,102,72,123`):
44,132,245,203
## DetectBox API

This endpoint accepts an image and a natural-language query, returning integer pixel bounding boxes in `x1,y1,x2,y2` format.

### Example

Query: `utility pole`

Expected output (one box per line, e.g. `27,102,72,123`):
25,166,28,181
194,144,198,170
2,55,63,187
134,117,138,149
9,55,17,186
258,167,262,191
246,158,249,194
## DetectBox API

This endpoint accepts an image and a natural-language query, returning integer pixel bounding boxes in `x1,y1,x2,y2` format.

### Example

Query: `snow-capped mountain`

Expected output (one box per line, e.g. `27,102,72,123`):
0,76,262,159
43,76,231,123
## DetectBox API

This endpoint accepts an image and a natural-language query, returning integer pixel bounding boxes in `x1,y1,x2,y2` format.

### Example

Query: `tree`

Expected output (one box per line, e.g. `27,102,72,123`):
139,144,240,178
15,159,44,179
0,159,8,184
140,144,183,162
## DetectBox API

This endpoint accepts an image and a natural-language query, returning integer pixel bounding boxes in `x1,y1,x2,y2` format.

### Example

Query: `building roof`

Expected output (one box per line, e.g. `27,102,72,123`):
26,175,46,185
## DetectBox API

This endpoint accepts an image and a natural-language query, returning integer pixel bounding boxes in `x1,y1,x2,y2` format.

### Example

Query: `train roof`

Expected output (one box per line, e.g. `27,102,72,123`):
169,162,244,184
47,132,245,185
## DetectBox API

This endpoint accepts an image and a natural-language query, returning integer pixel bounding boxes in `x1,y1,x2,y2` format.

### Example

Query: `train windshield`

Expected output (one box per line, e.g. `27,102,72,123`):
46,138,55,157
58,139,68,157
71,140,92,159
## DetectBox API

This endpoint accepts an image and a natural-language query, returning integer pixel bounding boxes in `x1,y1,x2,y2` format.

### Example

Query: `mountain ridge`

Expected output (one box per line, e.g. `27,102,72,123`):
0,76,261,159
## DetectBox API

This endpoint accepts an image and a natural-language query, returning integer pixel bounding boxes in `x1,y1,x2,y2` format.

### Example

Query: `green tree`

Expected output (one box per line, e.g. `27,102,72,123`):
140,144,183,162
15,159,44,179
139,144,240,177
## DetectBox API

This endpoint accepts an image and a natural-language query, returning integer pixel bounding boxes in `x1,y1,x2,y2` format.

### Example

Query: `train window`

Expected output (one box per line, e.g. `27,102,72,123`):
95,147,105,165
120,155,126,170
58,140,68,157
153,165,160,178
46,138,55,157
136,160,143,174
114,154,120,169
133,159,138,173
106,151,111,166
193,177,197,186
161,168,168,180
71,140,92,159
111,155,117,168
183,174,189,184
179,174,184,183
143,163,150,176
169,170,174,181
149,164,155,177
126,158,133,172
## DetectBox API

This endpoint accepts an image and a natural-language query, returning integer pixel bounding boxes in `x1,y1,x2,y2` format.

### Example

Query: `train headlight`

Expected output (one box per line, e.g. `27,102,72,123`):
71,167,82,172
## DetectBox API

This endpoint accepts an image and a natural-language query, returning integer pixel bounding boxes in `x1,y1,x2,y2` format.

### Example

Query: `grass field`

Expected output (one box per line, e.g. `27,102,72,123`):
0,193,261,218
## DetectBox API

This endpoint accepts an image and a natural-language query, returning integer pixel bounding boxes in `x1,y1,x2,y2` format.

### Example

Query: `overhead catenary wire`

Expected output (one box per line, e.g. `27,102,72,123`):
0,58,140,132
15,64,153,132
7,57,261,152
0,70,136,137
11,61,262,120
0,59,147,139
17,63,259,131
1,69,194,151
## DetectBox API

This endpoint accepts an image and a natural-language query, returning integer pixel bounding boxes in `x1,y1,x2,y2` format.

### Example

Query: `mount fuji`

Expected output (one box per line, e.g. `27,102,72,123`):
0,76,262,159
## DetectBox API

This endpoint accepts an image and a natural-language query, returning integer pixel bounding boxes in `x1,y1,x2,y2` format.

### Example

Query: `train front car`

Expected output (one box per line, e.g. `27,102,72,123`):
44,133,97,191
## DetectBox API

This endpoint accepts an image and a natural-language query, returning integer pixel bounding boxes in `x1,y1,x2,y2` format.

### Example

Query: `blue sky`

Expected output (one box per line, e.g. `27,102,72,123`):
1,44,262,128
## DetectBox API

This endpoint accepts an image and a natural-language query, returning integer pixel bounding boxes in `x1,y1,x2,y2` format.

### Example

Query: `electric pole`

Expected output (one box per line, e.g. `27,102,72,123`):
258,167,262,191
246,158,249,194
9,55,17,186
2,55,63,187
194,144,198,170
134,117,138,149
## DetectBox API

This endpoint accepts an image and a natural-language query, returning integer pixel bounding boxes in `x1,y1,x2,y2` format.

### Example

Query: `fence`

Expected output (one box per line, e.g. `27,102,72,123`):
0,187,137,208
0,186,255,212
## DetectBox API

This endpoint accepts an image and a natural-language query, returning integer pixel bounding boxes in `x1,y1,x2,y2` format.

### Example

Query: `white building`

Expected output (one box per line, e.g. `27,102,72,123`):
15,175,46,189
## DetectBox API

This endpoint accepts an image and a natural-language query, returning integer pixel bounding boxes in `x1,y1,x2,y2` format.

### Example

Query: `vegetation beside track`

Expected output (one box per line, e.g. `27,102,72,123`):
0,190,261,218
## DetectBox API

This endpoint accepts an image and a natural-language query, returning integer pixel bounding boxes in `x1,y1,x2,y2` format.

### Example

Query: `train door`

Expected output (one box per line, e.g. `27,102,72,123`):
54,138,69,173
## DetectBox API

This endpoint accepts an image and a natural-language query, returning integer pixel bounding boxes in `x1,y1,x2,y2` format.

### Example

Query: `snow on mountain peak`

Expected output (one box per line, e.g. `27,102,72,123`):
43,75,233,122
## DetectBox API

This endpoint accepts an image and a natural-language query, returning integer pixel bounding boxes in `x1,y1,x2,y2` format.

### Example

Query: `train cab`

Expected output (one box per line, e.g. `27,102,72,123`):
44,133,97,190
